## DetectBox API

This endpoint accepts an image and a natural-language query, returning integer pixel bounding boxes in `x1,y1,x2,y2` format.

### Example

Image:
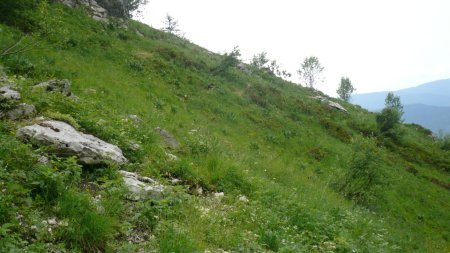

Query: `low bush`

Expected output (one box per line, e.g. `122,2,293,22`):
338,138,384,207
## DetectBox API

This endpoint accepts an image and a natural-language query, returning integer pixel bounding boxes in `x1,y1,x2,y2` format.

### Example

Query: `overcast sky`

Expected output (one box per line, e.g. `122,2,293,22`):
137,0,450,96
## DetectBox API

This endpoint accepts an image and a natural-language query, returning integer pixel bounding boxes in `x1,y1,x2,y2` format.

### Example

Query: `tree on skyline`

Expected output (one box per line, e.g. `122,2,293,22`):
162,14,180,35
297,56,324,89
337,77,356,102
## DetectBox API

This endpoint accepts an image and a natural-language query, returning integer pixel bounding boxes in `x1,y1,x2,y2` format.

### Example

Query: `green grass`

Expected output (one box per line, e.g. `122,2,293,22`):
0,2,449,252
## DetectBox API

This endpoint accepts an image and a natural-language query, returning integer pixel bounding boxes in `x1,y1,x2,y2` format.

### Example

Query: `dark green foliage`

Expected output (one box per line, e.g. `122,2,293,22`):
376,107,401,133
338,138,383,207
320,118,352,143
440,134,450,151
0,0,47,32
211,46,241,75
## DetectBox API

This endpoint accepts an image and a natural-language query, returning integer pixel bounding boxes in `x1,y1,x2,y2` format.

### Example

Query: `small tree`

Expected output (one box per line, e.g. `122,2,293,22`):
336,77,355,102
376,92,404,137
211,46,241,75
162,14,180,35
250,52,269,69
384,92,404,116
297,56,324,89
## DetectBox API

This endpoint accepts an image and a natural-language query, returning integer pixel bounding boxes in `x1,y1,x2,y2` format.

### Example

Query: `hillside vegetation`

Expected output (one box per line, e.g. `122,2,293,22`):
0,3,449,252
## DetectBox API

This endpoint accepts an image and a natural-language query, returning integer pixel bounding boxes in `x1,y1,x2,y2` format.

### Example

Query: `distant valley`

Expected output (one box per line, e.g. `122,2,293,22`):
352,79,450,134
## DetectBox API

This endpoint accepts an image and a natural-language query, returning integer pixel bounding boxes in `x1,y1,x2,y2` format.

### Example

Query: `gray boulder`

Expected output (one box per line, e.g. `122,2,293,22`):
4,103,36,120
0,86,21,101
119,170,164,200
34,79,72,96
313,95,348,113
17,120,127,165
155,127,180,149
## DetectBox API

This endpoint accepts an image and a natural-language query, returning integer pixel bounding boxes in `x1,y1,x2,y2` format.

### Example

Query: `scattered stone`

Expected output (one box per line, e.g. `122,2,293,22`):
155,127,180,149
129,142,141,151
47,218,57,226
119,170,164,200
0,86,21,101
170,178,182,184
196,187,203,196
136,30,144,37
238,195,249,202
213,192,224,198
312,95,348,113
33,79,72,97
165,152,179,162
17,120,128,165
124,114,142,123
237,63,251,74
4,103,36,120
37,155,50,165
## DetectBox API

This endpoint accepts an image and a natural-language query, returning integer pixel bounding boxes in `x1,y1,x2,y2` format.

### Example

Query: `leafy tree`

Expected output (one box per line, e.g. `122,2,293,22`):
297,56,324,89
211,46,241,75
250,52,269,69
384,92,404,116
376,108,401,133
96,0,148,18
250,52,291,79
162,14,180,35
336,77,355,102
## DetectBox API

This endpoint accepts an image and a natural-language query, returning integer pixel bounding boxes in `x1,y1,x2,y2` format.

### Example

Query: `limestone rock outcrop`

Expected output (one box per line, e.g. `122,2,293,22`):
0,86,21,101
17,120,127,165
313,95,348,113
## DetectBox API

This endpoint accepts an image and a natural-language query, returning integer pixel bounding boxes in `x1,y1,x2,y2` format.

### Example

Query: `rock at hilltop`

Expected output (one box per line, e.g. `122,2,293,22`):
17,120,127,165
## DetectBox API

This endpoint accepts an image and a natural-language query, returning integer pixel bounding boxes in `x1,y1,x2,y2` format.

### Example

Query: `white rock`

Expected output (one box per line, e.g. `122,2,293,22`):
165,152,179,161
238,195,249,202
17,120,127,165
0,86,20,100
312,95,348,113
213,192,224,198
119,170,164,199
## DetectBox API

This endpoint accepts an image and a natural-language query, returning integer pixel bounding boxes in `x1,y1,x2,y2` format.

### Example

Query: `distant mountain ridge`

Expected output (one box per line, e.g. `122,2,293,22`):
352,79,450,133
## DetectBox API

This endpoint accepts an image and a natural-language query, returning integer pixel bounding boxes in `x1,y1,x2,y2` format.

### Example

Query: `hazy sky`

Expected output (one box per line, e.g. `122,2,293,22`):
137,0,450,96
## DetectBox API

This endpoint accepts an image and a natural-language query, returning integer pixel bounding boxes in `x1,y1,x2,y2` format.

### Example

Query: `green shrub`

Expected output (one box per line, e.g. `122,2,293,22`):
0,0,47,32
376,107,400,133
338,138,384,207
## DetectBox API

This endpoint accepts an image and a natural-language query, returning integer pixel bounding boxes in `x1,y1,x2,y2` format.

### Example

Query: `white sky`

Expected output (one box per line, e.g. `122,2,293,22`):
137,0,450,96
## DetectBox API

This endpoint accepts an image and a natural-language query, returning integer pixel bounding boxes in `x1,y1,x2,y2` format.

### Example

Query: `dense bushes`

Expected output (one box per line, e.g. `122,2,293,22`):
0,0,47,32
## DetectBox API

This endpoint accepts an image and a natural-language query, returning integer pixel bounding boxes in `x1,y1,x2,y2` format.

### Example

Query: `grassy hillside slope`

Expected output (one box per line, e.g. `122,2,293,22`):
0,3,449,252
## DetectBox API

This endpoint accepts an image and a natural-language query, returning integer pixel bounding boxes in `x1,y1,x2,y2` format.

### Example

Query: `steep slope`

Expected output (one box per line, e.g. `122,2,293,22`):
0,3,449,253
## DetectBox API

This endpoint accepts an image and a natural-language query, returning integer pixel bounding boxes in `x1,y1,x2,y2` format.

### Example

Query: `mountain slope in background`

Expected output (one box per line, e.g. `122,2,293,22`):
352,79,450,133
403,104,450,134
